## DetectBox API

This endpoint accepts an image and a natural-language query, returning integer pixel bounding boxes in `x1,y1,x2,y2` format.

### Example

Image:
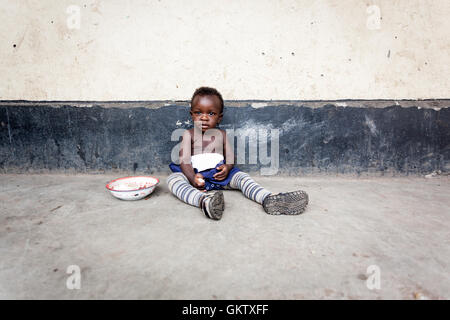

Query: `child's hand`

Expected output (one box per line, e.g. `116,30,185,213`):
193,173,206,190
213,164,230,181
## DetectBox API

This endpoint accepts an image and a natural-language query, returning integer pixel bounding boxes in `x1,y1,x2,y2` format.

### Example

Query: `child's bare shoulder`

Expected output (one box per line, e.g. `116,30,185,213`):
213,128,227,141
183,128,227,142
183,128,194,139
184,128,226,134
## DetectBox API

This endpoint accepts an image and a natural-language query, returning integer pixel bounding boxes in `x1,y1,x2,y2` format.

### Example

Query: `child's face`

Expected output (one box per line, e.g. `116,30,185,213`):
190,95,223,132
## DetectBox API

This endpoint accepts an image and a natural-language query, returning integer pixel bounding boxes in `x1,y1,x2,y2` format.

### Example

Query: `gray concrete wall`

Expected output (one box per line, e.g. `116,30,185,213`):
1,101,449,175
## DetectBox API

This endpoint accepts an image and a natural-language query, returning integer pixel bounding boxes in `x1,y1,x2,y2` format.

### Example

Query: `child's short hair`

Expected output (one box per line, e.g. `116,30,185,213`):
190,86,224,113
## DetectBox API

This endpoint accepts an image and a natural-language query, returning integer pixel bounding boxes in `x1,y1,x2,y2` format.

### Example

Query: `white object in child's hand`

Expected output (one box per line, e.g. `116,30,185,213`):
191,153,224,172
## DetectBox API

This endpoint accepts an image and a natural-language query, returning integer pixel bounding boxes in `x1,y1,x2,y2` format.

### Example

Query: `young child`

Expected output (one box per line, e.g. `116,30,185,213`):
167,87,308,220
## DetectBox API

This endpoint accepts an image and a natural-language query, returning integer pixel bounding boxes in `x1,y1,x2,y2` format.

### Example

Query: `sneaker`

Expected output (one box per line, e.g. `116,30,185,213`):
200,191,225,220
262,190,309,215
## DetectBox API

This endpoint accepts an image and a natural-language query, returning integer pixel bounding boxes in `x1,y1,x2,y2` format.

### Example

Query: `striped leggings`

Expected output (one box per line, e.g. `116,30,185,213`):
167,171,272,207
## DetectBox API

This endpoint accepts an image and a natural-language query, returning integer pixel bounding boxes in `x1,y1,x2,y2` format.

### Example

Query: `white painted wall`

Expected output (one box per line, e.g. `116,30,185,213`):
0,0,449,100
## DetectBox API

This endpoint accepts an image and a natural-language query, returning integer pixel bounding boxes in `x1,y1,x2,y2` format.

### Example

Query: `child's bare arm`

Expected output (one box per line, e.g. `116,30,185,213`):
180,162,205,189
179,130,205,189
223,130,235,168
214,130,235,180
180,163,205,189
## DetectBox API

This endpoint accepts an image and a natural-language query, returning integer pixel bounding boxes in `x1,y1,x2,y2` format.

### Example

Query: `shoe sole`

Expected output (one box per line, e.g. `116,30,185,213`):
263,190,309,215
208,191,225,220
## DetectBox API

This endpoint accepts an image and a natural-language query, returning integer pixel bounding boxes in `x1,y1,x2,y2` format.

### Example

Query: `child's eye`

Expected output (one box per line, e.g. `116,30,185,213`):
209,112,215,116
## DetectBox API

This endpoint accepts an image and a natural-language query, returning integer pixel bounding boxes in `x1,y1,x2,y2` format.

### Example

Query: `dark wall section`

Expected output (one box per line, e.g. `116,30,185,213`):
0,102,449,175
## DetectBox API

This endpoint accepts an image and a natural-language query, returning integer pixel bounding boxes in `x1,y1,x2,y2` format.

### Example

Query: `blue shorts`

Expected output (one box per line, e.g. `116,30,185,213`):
169,160,241,191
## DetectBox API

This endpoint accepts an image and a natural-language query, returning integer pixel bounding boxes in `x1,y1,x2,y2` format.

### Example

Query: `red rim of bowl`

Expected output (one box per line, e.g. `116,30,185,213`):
105,176,160,192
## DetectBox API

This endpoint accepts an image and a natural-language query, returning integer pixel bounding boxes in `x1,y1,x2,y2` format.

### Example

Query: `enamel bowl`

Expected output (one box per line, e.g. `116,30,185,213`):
106,176,159,200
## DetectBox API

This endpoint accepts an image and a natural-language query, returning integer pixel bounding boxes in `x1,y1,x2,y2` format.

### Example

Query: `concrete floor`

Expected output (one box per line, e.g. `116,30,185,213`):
0,173,449,300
